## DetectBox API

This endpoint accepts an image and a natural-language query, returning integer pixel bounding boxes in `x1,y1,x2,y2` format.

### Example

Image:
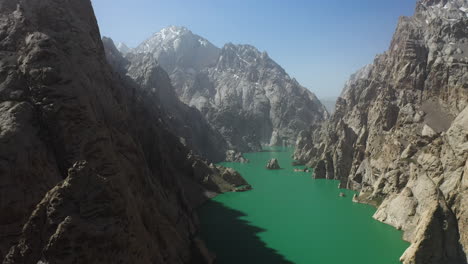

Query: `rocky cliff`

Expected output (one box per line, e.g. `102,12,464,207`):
295,0,468,263
133,27,327,152
0,0,247,263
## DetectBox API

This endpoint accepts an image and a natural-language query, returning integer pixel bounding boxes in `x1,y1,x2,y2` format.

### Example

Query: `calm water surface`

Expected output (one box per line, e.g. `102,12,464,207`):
198,147,409,264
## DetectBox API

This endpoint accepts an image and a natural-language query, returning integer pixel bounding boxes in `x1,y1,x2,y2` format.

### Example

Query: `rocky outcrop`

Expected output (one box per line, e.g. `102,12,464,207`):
132,27,327,152
225,150,249,163
266,159,281,170
102,37,228,162
180,152,250,207
0,0,247,263
295,0,468,263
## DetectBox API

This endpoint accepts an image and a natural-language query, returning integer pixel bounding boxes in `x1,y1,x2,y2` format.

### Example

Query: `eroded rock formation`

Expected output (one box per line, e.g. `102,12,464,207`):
295,0,468,263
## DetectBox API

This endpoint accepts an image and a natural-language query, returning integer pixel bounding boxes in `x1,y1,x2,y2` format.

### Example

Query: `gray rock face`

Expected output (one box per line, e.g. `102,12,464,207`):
295,0,468,263
103,37,228,162
0,0,247,263
266,159,281,170
183,153,250,207
225,150,249,163
133,27,327,152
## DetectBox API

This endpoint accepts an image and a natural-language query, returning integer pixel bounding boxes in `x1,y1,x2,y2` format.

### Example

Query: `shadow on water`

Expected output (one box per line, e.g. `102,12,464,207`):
198,200,293,264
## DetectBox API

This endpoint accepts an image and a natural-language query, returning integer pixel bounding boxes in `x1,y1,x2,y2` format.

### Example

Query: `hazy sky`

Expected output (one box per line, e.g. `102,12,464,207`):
92,0,416,98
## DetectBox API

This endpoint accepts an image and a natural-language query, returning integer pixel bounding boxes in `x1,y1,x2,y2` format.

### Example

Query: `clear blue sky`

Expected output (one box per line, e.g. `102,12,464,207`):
91,0,416,98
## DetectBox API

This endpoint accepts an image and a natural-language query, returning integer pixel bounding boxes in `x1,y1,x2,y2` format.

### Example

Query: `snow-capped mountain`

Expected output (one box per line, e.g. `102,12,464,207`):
134,26,220,74
131,26,327,152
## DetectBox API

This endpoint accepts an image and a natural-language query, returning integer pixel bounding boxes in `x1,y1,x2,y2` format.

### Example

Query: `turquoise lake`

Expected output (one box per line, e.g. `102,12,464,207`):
198,147,409,264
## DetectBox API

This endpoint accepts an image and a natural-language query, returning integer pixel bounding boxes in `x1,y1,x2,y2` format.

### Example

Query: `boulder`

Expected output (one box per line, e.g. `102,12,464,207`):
266,158,281,170
422,124,437,137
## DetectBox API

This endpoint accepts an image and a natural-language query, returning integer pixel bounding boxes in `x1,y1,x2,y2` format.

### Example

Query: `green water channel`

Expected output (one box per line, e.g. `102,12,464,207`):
198,147,409,264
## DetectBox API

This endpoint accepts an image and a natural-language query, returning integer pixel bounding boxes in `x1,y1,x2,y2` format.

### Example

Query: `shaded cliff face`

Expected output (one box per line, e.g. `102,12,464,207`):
295,0,468,263
133,27,327,152
103,37,228,162
0,0,247,263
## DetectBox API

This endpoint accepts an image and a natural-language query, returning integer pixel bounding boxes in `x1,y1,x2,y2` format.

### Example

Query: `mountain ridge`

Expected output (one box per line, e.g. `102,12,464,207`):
129,26,327,151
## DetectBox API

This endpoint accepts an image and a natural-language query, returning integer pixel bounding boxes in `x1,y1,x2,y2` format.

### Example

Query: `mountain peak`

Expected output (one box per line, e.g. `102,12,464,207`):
116,41,131,54
134,26,219,73
145,25,195,45
165,25,190,32
135,26,216,54
157,25,191,39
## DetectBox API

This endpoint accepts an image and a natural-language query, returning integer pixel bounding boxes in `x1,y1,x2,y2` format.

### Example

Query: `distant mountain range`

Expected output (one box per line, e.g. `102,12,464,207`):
119,26,327,152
